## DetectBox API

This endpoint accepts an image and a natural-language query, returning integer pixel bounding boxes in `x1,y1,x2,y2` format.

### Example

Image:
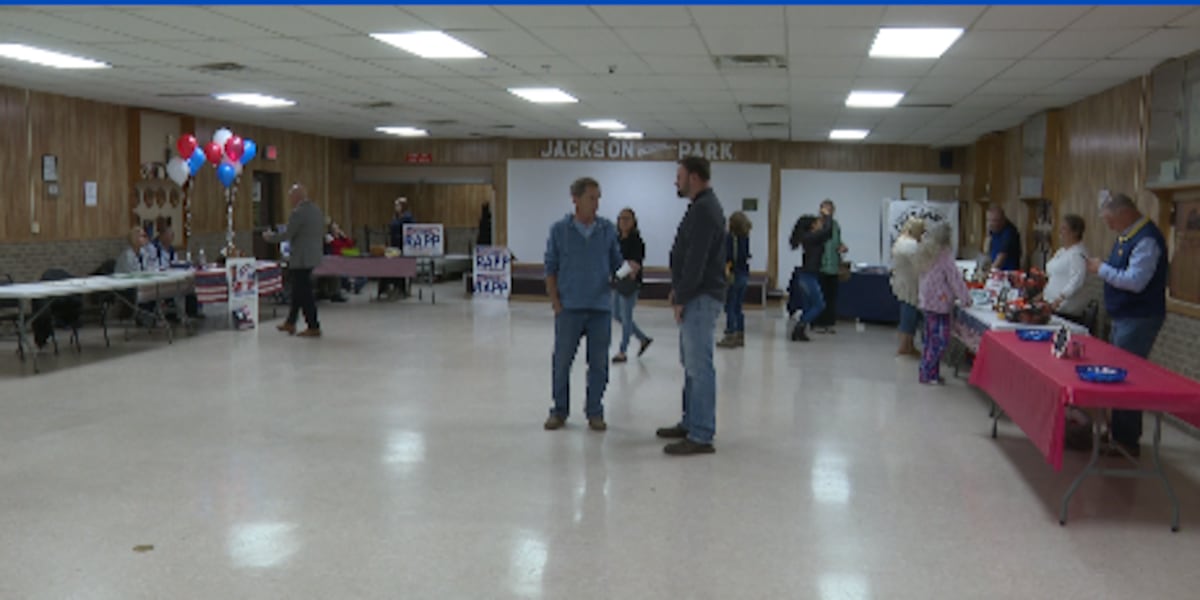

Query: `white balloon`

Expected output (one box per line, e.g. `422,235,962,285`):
166,157,189,186
212,127,233,148
233,161,244,176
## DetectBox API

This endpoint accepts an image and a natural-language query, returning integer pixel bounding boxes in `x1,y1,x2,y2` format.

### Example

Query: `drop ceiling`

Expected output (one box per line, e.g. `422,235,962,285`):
1,4,1198,146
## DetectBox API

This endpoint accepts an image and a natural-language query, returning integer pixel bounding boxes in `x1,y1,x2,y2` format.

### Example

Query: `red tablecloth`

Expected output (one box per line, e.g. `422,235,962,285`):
969,330,1200,470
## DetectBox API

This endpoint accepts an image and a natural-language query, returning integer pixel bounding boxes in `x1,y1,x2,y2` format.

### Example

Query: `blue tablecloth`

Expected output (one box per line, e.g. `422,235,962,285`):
836,271,900,324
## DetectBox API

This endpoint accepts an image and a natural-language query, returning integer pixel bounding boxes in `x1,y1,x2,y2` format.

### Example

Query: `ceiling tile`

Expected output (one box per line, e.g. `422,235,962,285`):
300,6,427,34
616,27,708,56
642,55,720,75
402,6,516,30
927,59,1016,79
571,54,654,76
1170,8,1200,28
499,56,588,76
955,94,1023,109
532,28,631,56
700,27,785,56
855,59,934,78
786,6,886,28
787,28,875,57
451,30,557,57
55,9,204,42
1030,29,1152,59
369,58,458,78
496,6,602,28
1035,78,1125,96
943,31,1055,60
2,9,134,43
1072,59,1162,80
911,77,987,95
880,5,986,27
209,6,355,36
688,6,786,27
788,58,861,78
1070,6,1194,30
236,38,355,62
304,36,406,60
973,6,1090,30
592,6,692,27
1113,29,1200,60
976,79,1055,95
789,78,855,93
850,76,921,92
998,59,1093,80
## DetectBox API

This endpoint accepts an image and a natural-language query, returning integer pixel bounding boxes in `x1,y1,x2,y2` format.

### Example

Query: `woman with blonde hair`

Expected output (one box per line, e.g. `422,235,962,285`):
917,222,971,384
890,217,926,356
717,211,752,348
114,226,148,273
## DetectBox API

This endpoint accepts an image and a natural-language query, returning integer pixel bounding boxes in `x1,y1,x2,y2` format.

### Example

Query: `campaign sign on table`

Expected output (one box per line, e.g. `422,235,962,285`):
228,258,258,330
402,223,444,257
473,245,512,299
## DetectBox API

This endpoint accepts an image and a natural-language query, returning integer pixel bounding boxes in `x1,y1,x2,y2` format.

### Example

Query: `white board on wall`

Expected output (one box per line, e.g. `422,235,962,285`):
507,160,771,271
776,169,961,284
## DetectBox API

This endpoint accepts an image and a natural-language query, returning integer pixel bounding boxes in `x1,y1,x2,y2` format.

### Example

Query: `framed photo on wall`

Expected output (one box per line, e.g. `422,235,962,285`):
1171,198,1200,305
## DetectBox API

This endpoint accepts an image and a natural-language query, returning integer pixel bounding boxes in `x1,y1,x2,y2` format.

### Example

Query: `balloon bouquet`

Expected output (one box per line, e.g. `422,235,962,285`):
166,128,258,261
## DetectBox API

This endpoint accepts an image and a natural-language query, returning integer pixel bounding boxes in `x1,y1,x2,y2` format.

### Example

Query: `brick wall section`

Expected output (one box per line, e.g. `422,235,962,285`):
0,238,127,282
1151,313,1200,382
0,231,254,282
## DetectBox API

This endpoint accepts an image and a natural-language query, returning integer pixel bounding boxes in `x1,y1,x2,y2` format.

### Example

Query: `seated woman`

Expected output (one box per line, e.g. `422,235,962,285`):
1041,214,1089,322
113,226,156,324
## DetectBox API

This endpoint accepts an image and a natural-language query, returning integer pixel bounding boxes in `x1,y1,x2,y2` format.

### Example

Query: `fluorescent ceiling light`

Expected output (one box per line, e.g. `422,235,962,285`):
0,43,109,69
869,28,964,59
508,87,578,104
370,31,485,59
376,126,429,137
846,91,904,108
609,132,643,140
829,129,869,140
214,93,295,108
580,119,626,130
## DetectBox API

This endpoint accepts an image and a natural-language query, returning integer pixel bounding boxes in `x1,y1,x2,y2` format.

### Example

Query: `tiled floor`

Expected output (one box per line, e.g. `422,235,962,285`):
2,283,1199,599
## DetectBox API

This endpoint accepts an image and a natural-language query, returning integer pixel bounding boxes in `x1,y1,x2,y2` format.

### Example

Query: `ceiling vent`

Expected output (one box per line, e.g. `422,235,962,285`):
714,55,787,71
191,62,246,72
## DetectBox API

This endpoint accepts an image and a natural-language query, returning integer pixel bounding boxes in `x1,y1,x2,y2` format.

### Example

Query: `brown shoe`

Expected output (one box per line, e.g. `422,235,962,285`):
588,417,607,431
655,425,688,439
297,328,322,338
277,322,296,335
544,415,566,430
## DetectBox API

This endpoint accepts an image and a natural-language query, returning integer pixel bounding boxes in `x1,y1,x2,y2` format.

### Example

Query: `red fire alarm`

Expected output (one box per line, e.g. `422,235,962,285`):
265,145,278,160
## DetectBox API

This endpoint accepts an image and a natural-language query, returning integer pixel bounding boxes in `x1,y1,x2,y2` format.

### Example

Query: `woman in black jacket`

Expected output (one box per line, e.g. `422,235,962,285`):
787,209,834,341
612,208,652,363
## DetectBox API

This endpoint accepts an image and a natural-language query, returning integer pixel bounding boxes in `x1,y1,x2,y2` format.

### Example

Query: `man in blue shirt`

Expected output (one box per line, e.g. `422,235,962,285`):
543,177,633,432
987,206,1022,271
1086,193,1169,458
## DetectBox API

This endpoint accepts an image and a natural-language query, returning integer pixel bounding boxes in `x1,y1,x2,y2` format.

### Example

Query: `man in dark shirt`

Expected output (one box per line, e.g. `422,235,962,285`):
383,197,415,299
656,155,726,456
987,206,1022,271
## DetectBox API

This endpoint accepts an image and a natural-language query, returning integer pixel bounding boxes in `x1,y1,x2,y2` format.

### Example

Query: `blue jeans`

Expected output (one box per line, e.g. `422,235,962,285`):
786,269,825,325
611,290,649,354
898,302,920,335
724,273,748,333
1109,315,1165,447
551,309,611,419
676,295,722,444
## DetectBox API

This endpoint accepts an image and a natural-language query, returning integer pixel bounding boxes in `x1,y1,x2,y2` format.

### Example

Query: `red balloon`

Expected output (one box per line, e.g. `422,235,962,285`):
176,134,198,160
225,135,245,162
203,142,223,165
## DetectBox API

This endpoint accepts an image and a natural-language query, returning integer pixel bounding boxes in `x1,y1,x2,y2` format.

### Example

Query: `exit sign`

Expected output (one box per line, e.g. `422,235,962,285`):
405,152,432,163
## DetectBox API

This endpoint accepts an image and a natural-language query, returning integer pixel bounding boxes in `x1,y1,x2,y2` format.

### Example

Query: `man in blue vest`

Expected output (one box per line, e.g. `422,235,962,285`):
987,206,1022,271
1087,192,1169,457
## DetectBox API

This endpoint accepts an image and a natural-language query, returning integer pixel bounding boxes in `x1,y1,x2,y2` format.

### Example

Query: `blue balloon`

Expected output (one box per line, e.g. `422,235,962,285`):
188,147,205,175
240,139,257,165
217,162,237,188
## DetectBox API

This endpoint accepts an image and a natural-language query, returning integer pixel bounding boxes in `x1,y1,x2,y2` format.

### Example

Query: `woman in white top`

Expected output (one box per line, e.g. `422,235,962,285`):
890,217,926,357
1042,214,1088,318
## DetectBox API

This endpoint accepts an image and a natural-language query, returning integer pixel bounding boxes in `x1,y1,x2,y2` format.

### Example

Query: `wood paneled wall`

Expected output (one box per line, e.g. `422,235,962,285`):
347,182,490,233
0,85,130,242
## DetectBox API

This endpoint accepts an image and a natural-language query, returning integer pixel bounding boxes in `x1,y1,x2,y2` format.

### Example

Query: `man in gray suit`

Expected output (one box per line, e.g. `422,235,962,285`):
264,184,324,337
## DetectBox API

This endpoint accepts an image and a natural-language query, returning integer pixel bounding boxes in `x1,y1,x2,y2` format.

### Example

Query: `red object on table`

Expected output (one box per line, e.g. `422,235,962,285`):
969,330,1200,470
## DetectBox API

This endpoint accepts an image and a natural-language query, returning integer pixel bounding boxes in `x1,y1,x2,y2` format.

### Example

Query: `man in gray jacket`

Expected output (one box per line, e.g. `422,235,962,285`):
264,184,324,337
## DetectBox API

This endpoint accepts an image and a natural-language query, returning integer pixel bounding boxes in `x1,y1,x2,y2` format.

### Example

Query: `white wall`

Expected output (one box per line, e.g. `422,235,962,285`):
507,160,771,270
776,169,961,284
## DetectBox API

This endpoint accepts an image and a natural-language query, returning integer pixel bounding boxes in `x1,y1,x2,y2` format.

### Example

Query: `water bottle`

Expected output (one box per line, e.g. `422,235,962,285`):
198,248,207,268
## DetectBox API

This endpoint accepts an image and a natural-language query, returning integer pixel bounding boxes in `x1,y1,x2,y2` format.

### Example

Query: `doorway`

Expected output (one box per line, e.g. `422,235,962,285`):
253,170,282,259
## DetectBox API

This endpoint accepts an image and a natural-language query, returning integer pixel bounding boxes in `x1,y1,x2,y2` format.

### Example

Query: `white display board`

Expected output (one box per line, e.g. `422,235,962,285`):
507,160,770,270
227,258,258,330
473,245,511,299
777,169,961,284
402,223,444,257
881,199,960,265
